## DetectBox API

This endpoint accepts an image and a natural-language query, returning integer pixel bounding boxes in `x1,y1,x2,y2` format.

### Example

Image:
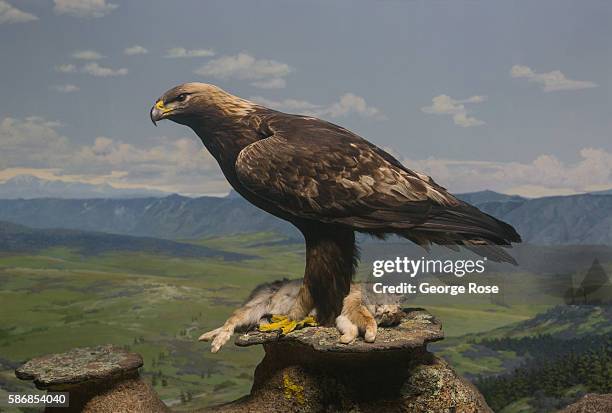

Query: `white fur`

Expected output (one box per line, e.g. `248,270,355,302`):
336,315,358,344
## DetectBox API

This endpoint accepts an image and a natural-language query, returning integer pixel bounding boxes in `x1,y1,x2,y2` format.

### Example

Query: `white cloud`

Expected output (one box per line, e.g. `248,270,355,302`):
0,116,226,196
81,62,127,77
56,62,127,77
53,0,118,18
195,53,290,79
164,47,215,58
0,1,37,24
72,50,104,60
251,93,386,120
251,78,286,89
124,45,148,56
510,65,598,92
2,116,610,197
51,84,79,93
322,93,386,119
421,94,486,127
70,136,225,195
0,117,71,169
195,52,292,88
56,63,77,73
400,147,612,197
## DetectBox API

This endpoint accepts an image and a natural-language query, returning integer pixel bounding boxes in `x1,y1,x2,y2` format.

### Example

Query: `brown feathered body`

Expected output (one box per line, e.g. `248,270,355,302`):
152,83,521,325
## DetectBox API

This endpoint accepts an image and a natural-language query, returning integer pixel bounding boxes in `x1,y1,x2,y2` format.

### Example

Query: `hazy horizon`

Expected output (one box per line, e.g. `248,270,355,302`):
0,174,609,200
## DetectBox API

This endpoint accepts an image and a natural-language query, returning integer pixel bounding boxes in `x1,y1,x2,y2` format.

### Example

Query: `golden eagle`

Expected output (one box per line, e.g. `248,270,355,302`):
150,83,521,334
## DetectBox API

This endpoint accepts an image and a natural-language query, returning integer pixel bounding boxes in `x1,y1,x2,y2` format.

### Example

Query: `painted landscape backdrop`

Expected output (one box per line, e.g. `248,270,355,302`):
0,187,610,412
1,2,610,412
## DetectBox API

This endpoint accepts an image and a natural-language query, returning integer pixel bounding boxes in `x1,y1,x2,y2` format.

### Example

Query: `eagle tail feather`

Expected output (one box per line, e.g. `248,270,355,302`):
419,205,522,244
460,240,518,265
396,204,521,264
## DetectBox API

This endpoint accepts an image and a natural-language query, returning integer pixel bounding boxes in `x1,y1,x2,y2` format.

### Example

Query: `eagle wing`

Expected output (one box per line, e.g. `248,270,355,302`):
235,113,520,262
235,114,453,229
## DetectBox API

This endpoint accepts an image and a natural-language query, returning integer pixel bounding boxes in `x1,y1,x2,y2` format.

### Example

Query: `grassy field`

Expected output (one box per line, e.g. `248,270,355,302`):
0,232,596,411
0,233,305,411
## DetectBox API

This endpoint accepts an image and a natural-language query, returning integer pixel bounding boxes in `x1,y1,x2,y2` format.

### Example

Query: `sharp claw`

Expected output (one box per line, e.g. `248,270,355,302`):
300,316,318,327
258,315,317,335
259,321,285,332
281,320,297,335
259,315,289,332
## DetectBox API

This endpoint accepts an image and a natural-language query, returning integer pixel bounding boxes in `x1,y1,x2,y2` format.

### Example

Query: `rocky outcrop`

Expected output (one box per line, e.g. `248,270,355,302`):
205,309,492,413
557,393,612,413
15,310,492,412
15,345,168,413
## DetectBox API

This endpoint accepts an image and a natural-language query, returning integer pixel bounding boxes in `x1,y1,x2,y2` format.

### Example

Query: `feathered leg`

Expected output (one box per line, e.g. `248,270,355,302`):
302,224,357,325
261,224,356,333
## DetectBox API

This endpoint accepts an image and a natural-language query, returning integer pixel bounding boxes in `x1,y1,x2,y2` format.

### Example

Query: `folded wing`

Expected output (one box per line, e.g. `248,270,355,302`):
235,113,521,263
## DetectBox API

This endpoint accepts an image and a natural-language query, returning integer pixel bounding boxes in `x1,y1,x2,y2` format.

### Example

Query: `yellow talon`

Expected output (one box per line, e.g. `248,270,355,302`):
281,320,297,335
298,316,317,327
259,315,317,335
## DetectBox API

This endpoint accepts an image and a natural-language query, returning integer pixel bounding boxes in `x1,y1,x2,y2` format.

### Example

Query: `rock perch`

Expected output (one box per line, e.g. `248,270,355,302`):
204,308,492,413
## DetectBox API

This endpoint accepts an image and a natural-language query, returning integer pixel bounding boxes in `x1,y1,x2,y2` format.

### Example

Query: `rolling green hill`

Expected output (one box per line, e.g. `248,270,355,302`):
434,305,612,379
0,220,250,260
433,305,612,412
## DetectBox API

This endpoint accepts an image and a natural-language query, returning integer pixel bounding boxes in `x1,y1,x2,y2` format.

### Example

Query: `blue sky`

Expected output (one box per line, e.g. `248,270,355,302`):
0,0,610,197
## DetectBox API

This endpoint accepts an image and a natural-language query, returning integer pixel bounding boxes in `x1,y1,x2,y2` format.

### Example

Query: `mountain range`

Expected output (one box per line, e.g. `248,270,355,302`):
0,189,610,245
0,194,295,240
460,191,612,245
0,175,169,199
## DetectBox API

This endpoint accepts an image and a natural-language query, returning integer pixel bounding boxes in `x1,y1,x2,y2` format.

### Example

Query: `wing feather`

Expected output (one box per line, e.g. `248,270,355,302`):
235,113,457,228
235,112,521,263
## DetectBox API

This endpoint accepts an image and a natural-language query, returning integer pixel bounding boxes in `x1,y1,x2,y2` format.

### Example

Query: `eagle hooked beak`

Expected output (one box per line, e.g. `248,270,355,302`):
150,99,170,126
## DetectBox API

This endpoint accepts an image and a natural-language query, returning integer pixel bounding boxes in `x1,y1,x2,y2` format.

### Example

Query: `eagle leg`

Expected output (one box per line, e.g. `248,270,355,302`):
301,225,357,326
261,225,359,336
259,315,317,335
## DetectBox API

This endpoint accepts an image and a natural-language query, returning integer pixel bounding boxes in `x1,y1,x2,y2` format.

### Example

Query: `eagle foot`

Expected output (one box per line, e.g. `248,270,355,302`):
259,315,317,335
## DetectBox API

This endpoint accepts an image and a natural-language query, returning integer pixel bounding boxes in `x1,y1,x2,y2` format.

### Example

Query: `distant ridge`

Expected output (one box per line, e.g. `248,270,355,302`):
0,195,299,240
0,175,169,199
590,188,612,195
0,190,610,245
455,190,525,205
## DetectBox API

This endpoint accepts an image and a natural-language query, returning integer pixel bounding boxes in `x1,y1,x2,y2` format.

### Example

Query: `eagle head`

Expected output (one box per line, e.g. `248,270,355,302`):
150,82,255,126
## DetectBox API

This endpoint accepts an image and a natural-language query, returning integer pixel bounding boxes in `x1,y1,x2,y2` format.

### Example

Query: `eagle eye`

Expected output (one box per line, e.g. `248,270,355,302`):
176,93,188,102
